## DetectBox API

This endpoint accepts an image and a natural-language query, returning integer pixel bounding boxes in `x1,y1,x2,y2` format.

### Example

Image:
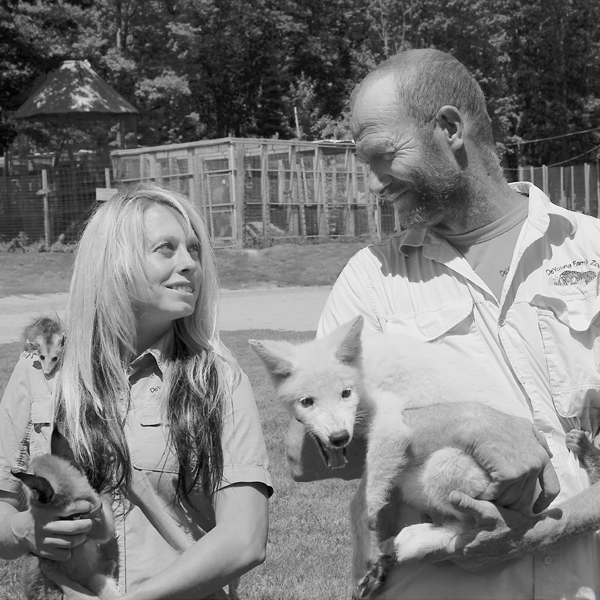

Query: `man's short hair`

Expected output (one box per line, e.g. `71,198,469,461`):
353,49,495,148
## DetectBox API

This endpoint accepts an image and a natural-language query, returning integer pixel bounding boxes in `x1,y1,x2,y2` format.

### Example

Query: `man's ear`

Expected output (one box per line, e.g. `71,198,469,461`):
435,105,464,153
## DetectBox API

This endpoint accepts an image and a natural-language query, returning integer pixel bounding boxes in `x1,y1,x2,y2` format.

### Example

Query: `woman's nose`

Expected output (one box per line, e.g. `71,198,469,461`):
178,248,198,272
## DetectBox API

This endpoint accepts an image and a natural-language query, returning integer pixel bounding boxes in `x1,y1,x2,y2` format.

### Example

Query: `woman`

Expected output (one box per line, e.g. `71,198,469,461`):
0,185,272,599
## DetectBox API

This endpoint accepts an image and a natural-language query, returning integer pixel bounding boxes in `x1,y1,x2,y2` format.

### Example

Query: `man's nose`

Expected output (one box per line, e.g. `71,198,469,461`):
368,167,391,196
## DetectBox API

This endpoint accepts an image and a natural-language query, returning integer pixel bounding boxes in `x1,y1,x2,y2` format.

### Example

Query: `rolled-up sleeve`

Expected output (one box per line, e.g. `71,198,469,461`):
219,371,273,497
0,355,34,493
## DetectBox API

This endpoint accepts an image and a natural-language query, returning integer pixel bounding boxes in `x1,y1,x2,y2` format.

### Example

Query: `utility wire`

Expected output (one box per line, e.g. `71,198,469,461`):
504,126,600,146
504,143,600,170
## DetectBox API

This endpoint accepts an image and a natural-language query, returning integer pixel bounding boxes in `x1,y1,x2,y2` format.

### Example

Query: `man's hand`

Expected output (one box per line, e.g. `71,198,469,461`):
12,500,94,560
404,403,560,513
458,411,560,513
425,491,546,570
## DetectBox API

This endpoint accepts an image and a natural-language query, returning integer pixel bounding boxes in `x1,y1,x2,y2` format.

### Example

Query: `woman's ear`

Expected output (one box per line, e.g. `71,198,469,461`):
435,105,464,153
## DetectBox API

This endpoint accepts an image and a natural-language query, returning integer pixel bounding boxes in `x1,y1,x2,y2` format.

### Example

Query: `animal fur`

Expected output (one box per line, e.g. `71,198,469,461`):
22,316,65,377
250,316,530,599
12,429,119,600
566,406,600,484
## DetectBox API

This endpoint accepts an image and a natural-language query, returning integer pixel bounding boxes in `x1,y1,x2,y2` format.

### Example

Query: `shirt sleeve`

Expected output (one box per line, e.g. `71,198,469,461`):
219,370,273,497
0,354,34,493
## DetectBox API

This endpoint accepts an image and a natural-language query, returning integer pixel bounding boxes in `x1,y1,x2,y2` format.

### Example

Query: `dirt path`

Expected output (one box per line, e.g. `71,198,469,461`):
0,286,331,344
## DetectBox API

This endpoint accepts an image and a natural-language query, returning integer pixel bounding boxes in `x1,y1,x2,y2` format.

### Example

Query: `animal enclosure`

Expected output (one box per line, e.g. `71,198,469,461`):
2,138,600,248
111,138,382,248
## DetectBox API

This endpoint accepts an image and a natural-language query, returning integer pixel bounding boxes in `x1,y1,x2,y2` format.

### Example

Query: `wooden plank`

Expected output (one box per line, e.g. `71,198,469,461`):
261,143,270,242
95,188,118,201
234,143,245,249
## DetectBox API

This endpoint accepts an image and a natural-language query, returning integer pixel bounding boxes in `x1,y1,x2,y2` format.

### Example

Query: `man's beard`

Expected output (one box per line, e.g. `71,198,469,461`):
384,133,476,230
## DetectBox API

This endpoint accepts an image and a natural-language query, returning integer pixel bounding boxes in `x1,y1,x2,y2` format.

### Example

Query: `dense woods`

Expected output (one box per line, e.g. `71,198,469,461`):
2,0,600,167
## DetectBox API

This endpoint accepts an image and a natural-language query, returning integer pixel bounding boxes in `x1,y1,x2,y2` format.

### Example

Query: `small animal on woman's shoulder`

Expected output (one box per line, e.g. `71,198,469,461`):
566,406,600,484
22,316,65,377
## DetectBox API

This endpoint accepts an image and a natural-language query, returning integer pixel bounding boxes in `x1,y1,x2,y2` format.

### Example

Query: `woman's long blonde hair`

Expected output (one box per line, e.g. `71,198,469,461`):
56,184,238,500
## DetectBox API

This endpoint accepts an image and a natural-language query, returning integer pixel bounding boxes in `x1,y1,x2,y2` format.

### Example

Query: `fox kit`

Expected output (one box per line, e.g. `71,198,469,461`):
12,428,119,600
251,316,533,599
22,316,65,377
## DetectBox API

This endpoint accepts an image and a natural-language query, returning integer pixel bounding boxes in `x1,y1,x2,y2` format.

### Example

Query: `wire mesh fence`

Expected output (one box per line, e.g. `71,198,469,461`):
2,138,600,249
0,164,111,245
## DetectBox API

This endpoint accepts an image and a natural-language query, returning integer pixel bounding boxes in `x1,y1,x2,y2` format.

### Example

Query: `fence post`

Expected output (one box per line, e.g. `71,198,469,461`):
234,143,245,249
585,163,591,215
571,165,576,211
261,143,270,243
41,169,50,247
361,163,379,242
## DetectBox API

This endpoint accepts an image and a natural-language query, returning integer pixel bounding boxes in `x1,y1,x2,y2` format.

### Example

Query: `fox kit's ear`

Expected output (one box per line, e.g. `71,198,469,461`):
11,471,55,504
50,428,77,464
249,340,295,381
332,315,364,364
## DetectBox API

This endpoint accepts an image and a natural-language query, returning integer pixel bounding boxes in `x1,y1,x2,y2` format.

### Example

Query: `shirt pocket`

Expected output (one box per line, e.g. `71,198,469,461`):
531,289,600,418
129,407,179,475
382,298,474,342
30,396,53,459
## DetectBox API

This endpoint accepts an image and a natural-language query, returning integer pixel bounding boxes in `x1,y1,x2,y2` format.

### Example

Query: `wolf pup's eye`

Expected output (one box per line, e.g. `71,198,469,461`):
341,389,352,399
299,397,314,408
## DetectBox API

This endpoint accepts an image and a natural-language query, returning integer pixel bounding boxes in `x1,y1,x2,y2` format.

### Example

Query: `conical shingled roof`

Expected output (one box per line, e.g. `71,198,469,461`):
14,60,138,119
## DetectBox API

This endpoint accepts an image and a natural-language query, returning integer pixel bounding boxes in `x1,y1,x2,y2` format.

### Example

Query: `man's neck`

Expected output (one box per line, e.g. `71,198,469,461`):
432,178,524,236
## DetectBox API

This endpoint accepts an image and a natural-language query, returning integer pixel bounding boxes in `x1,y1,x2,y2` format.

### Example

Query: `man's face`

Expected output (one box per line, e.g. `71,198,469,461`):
351,74,469,230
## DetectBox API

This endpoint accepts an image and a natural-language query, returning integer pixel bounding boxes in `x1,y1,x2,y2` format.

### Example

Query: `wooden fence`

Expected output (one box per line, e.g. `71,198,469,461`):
3,138,600,248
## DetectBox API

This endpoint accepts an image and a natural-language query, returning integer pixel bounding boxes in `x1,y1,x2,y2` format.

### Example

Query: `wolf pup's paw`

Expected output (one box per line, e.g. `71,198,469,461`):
353,554,396,600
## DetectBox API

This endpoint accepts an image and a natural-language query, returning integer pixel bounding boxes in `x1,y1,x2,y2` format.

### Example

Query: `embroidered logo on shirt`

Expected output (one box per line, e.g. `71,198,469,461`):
553,270,597,286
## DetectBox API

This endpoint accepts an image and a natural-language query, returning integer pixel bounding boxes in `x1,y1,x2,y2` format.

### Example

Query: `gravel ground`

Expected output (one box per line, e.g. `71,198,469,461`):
0,286,331,344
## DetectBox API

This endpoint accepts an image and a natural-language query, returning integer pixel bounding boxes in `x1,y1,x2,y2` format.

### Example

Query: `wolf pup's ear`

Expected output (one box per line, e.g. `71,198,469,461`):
50,427,78,465
249,339,295,382
333,315,364,364
11,471,56,504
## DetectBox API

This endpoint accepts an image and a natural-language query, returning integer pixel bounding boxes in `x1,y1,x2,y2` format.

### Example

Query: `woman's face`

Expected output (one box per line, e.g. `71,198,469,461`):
134,204,202,345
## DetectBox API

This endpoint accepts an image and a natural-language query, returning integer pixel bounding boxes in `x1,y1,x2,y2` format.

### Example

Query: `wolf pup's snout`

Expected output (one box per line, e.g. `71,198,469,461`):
329,430,350,447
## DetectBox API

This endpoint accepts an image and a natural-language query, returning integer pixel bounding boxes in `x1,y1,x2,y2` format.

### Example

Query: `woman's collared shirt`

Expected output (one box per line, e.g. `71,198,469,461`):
0,341,272,597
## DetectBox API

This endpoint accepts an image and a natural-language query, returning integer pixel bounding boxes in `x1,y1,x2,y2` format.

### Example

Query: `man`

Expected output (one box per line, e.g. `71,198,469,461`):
286,49,600,599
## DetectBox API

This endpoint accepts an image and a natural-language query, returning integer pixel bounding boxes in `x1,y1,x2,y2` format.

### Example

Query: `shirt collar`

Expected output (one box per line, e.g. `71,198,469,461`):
398,182,578,256
128,329,173,379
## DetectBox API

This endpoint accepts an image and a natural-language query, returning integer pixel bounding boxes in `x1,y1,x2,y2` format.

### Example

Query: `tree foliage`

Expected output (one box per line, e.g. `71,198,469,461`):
2,0,600,166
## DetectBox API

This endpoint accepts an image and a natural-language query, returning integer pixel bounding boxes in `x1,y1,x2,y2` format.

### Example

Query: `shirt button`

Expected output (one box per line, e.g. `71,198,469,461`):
544,556,552,565
498,318,505,327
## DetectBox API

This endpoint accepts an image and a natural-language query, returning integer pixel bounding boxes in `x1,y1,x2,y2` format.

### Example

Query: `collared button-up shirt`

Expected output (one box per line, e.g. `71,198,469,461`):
317,183,600,600
0,338,273,598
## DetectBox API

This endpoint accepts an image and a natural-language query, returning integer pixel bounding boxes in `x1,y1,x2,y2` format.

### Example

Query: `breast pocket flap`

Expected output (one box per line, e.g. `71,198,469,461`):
385,299,474,342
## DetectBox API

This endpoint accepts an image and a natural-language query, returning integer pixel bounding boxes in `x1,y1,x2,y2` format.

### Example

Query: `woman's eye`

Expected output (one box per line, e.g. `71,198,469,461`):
188,244,201,259
157,242,175,255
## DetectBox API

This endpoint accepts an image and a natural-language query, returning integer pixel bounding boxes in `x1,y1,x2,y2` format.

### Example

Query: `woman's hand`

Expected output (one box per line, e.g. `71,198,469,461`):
12,500,94,560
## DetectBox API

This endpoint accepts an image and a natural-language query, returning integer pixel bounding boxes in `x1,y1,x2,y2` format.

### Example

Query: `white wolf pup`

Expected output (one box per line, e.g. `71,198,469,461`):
12,428,119,600
250,315,533,599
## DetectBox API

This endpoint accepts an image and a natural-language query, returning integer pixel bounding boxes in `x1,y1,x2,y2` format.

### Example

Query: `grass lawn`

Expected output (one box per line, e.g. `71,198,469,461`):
0,331,356,600
0,241,367,298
